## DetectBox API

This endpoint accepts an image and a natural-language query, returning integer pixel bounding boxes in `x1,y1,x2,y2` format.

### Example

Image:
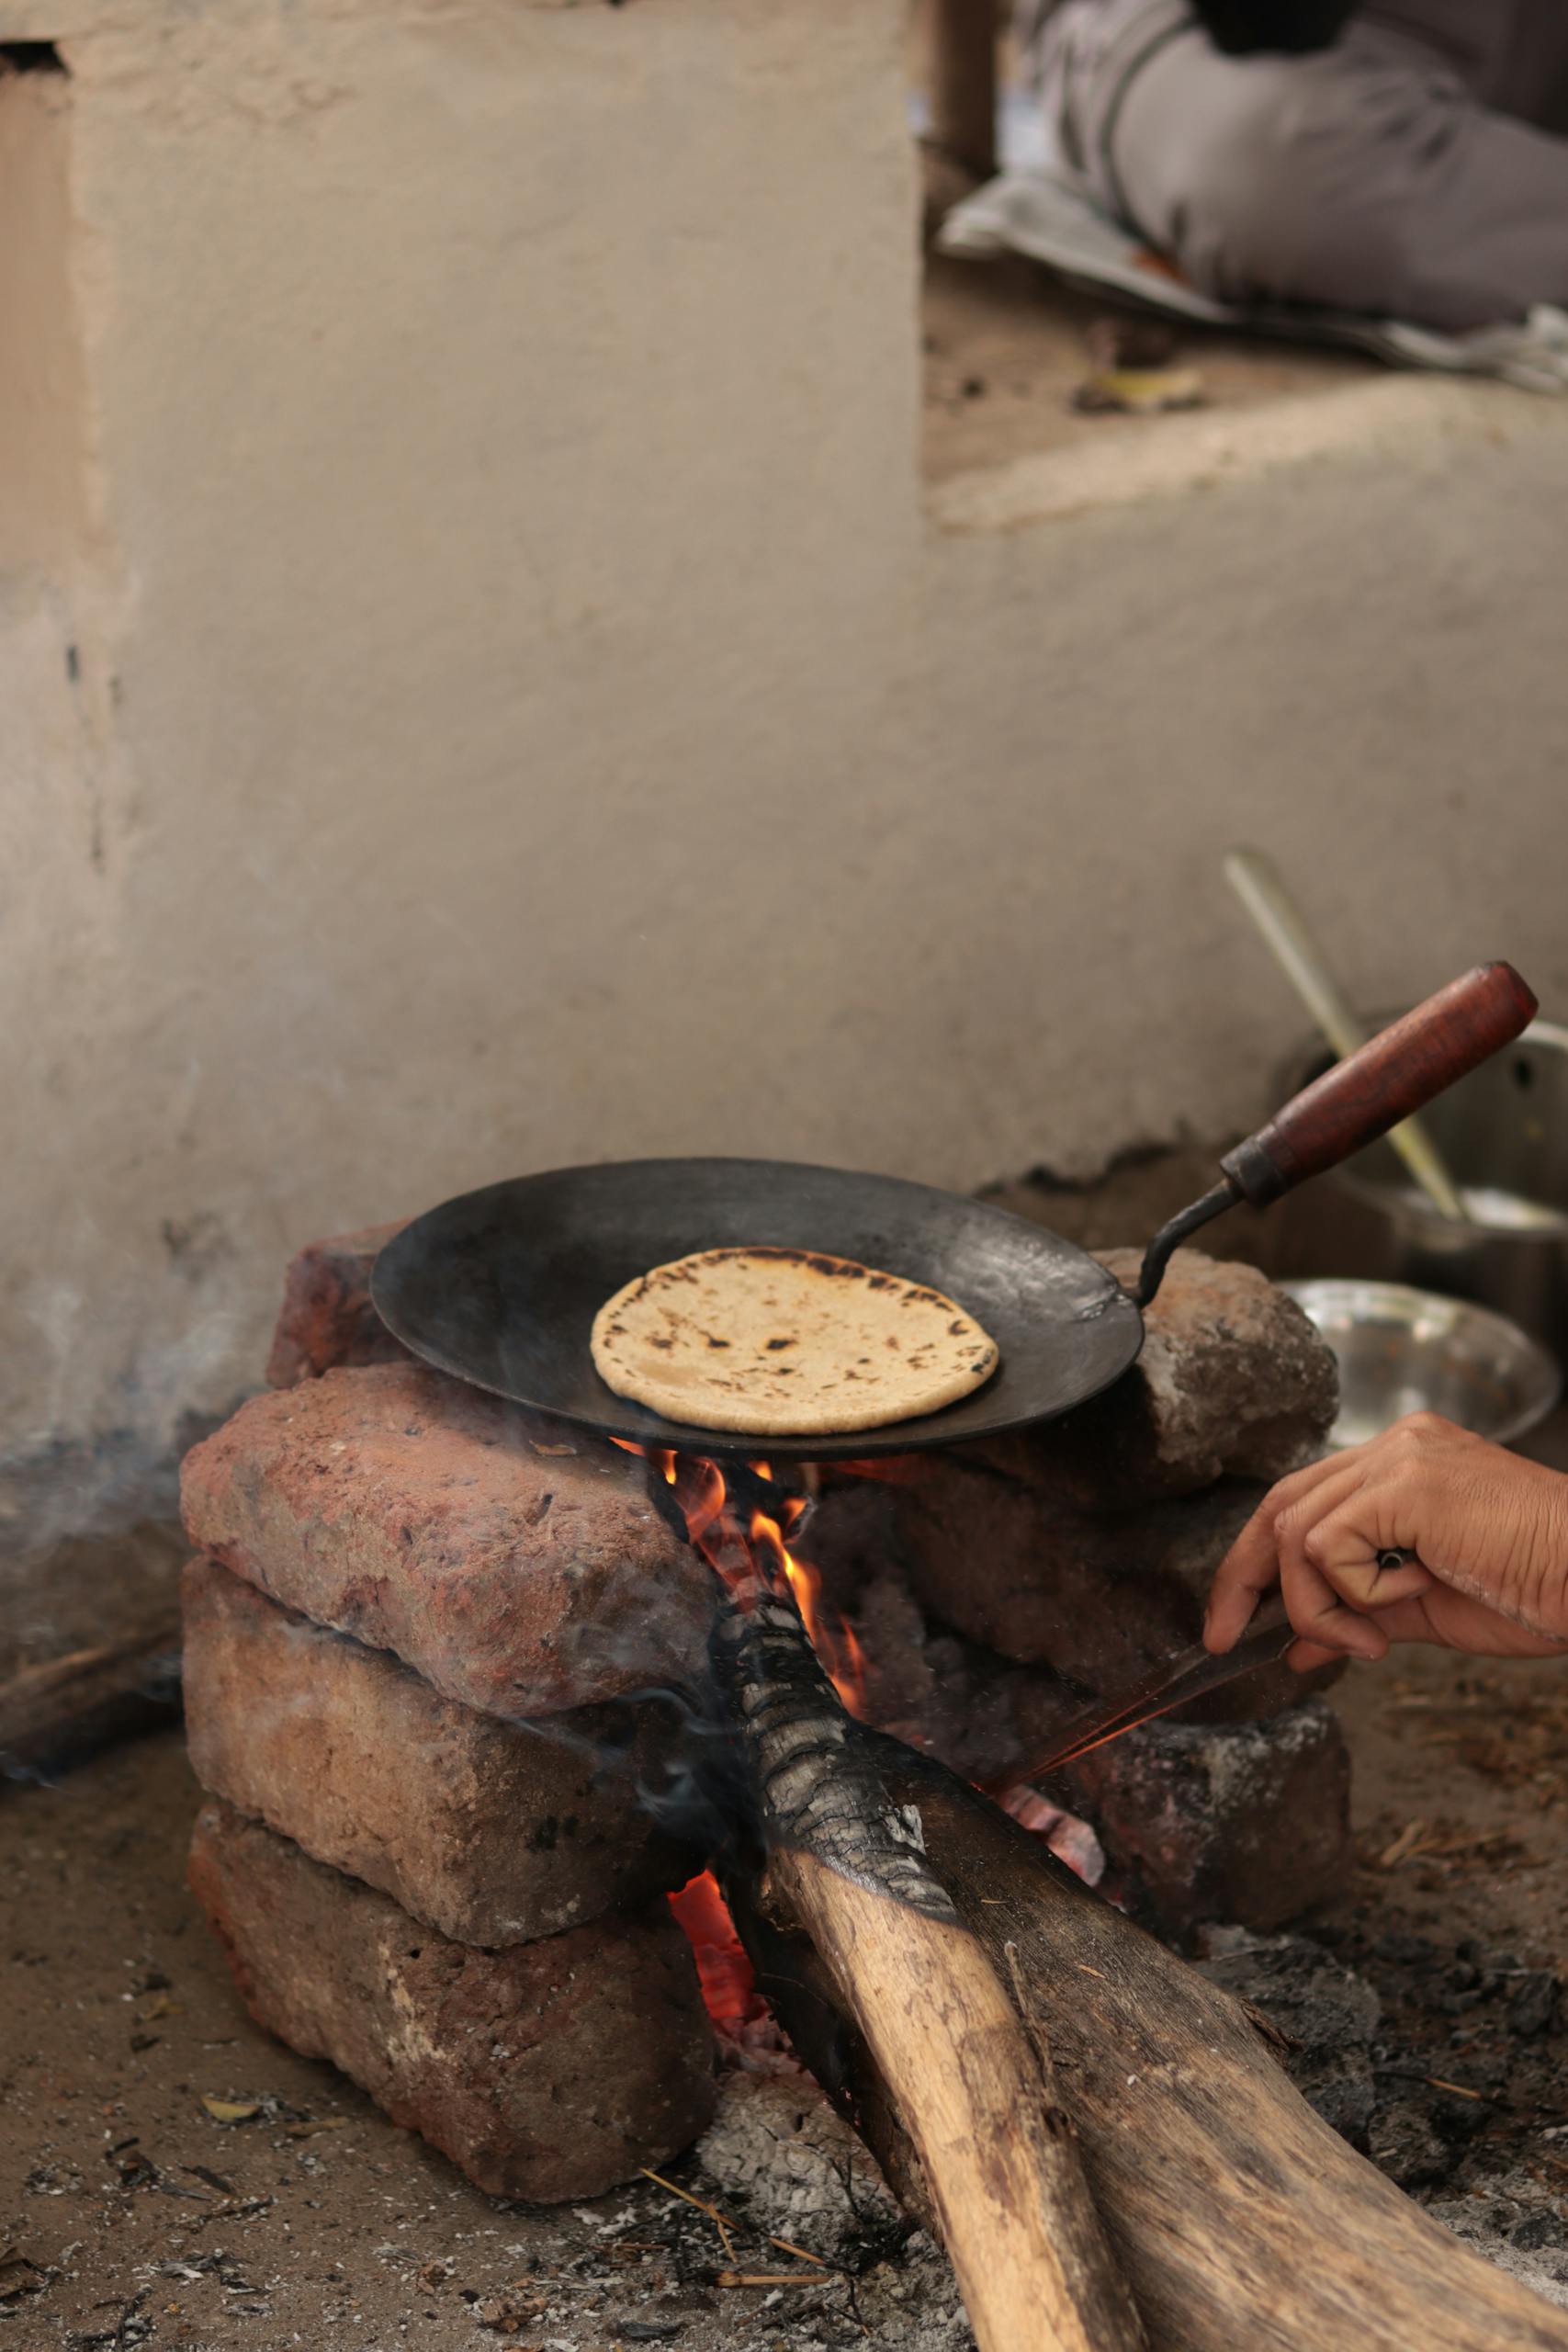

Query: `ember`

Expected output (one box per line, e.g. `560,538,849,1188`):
666,1870,765,2042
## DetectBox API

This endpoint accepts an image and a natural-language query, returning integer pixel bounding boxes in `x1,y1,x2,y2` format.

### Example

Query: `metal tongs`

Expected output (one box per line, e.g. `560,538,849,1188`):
1027,1549,1415,1775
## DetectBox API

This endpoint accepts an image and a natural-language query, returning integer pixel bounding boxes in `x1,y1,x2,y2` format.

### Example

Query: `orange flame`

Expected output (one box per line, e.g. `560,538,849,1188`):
746,1502,866,1715
615,1438,866,1713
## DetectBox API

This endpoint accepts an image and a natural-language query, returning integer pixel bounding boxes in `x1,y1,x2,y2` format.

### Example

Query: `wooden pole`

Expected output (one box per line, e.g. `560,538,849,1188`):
926,0,1000,184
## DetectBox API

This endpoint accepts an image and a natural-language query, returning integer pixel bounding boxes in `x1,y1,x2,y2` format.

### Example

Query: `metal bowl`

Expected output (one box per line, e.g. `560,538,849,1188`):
1280,1278,1562,1451
1268,1018,1568,1359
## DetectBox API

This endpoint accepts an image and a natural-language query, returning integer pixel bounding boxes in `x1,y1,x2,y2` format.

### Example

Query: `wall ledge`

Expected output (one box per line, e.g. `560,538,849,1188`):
927,372,1568,536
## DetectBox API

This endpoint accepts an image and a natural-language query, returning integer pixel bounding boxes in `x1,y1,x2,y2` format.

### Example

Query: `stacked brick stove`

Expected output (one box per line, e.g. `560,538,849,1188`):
181,1221,1350,2205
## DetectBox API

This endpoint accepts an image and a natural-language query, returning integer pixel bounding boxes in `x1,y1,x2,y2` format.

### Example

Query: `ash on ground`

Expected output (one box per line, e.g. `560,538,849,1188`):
1197,1922,1568,2311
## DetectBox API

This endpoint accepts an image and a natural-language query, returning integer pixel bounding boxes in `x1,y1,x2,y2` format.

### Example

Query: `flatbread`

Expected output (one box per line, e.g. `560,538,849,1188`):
590,1245,1000,1436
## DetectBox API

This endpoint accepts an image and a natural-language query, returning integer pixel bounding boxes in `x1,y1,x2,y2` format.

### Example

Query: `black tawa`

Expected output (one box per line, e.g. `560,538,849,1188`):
369,1156,1145,1463
369,966,1538,1461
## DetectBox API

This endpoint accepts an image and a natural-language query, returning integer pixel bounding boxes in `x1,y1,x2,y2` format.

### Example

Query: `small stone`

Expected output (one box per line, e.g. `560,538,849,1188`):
265,1222,412,1387
183,1558,700,1943
188,1799,716,2203
1056,1700,1353,1934
180,1363,710,1715
1509,1972,1560,2038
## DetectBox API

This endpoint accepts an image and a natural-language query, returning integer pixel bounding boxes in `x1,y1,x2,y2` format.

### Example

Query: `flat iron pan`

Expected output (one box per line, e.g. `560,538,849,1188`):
370,1156,1144,1462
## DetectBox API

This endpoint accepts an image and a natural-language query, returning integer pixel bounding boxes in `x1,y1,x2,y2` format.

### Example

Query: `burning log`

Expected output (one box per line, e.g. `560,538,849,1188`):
677,1459,1145,2352
713,1582,1146,2352
703,1544,1568,2352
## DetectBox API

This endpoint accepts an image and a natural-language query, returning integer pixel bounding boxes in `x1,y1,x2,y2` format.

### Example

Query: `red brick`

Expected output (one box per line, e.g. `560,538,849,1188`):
189,1798,716,2202
183,1558,700,1942
180,1364,710,1716
265,1222,412,1387
889,1464,1340,1723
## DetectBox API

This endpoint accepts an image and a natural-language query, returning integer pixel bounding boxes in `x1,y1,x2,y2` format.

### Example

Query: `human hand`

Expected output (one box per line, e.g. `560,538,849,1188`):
1204,1413,1568,1670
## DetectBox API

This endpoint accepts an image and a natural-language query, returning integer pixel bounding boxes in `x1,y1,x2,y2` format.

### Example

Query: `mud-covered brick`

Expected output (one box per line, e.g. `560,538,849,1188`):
265,1222,412,1387
183,1557,701,1943
894,1464,1338,1717
180,1363,710,1716
188,1798,716,2203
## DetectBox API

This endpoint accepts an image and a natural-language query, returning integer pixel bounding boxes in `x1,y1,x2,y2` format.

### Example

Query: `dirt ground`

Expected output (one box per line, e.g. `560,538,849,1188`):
921,251,1379,485
1,1726,983,2352
6,1624,1568,2352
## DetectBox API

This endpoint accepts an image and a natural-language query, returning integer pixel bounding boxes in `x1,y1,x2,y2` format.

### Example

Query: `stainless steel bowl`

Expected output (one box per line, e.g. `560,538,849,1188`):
1268,1017,1568,1360
1281,1278,1562,1451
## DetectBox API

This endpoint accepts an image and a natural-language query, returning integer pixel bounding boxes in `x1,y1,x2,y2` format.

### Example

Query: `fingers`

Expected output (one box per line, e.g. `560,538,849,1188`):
1204,1451,1357,1651
1277,1525,1389,1661
1273,1481,1436,1660
1206,1449,1438,1658
1287,1636,1355,1672
1287,1629,1382,1672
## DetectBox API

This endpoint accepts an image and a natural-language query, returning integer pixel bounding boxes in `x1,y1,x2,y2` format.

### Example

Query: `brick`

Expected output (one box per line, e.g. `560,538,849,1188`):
180,1363,711,1716
265,1221,412,1387
904,1470,1229,1679
888,1448,1340,1718
189,1798,716,2203
1053,1698,1353,1935
183,1557,700,1942
895,1466,1240,1680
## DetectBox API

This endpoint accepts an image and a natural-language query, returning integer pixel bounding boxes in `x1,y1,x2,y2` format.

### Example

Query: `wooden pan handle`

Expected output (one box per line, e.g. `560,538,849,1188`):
1220,962,1537,1206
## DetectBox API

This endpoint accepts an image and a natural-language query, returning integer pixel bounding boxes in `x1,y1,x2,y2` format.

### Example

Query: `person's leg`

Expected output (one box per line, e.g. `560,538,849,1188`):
1472,3,1568,135
1367,2,1568,132
1045,7,1568,333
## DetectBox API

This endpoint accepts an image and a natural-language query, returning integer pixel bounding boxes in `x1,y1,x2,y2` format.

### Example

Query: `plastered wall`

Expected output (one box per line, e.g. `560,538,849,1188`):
5,0,1568,1510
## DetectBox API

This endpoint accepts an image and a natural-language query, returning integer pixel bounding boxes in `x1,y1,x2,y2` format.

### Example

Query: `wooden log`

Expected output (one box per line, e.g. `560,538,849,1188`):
711,1585,1146,2352
0,1625,181,1775
745,1719,1568,2352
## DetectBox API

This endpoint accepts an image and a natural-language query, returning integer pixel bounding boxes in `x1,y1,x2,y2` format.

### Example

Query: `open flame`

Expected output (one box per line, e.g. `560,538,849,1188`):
625,1439,1104,2031
615,1442,868,2038
628,1443,867,1715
